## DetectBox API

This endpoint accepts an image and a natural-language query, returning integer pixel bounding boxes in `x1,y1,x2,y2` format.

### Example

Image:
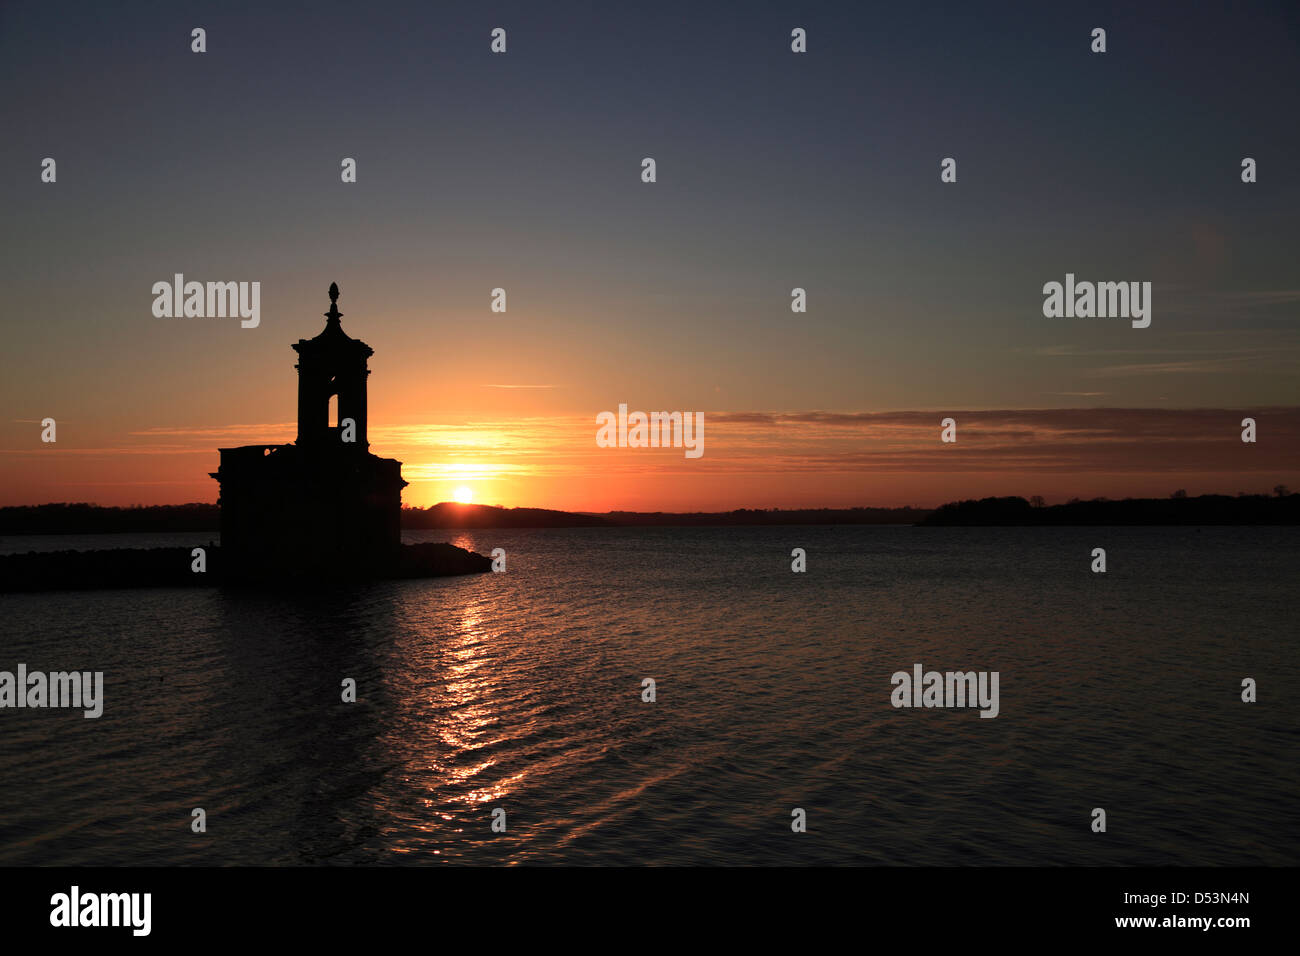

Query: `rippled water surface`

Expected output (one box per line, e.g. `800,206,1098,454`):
1,526,1297,865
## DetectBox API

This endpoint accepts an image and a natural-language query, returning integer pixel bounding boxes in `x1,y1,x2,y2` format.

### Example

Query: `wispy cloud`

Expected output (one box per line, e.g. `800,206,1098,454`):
387,407,1300,482
1089,358,1253,377
127,423,295,438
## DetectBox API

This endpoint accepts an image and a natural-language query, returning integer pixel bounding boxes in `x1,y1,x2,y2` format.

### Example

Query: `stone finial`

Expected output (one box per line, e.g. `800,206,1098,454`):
325,281,343,323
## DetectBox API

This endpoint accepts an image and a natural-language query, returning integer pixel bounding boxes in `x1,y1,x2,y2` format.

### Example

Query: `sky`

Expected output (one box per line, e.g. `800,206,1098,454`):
2,0,1298,510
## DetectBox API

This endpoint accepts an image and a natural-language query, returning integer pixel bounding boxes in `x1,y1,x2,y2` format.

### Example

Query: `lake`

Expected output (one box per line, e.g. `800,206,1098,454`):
1,525,1296,865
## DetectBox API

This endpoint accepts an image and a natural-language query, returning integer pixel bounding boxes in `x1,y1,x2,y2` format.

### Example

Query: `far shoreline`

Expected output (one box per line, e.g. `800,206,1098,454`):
1,492,1297,534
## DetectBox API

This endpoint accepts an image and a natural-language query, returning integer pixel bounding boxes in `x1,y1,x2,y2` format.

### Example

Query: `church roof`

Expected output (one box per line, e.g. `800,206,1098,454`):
292,282,373,356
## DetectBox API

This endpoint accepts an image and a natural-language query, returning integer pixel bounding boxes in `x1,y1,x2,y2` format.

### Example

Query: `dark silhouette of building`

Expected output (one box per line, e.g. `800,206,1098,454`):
210,283,407,581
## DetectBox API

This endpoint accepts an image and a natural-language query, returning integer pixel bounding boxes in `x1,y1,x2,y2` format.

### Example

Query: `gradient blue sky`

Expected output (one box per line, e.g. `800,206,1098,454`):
2,1,1298,508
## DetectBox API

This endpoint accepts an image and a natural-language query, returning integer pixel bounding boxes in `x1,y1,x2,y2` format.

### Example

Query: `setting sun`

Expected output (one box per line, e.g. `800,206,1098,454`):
453,486,474,504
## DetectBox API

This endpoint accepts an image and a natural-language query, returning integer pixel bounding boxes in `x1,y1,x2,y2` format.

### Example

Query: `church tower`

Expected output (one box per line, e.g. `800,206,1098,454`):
293,282,372,449
210,282,407,583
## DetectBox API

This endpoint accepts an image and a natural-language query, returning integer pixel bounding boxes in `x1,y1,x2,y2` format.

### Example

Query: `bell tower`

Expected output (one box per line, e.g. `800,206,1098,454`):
211,280,407,582
292,282,372,450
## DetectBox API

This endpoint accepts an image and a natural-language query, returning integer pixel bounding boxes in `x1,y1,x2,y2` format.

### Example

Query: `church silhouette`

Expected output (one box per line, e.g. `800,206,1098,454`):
210,283,408,582
1,284,488,592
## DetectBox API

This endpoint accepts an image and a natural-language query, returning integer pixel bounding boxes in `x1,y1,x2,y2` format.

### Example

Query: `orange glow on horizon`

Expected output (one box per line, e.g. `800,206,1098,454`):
3,408,1298,512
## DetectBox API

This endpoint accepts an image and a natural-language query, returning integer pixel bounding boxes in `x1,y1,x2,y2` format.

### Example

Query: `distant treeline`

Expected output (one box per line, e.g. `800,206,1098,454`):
920,493,1300,526
0,503,221,534
602,507,931,526
2,502,931,534
5,495,1294,534
404,504,611,528
0,502,614,534
404,505,931,527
